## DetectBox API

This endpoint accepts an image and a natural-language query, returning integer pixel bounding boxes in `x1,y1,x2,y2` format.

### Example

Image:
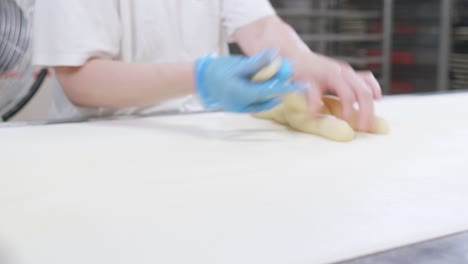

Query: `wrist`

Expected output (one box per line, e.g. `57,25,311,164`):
194,55,221,110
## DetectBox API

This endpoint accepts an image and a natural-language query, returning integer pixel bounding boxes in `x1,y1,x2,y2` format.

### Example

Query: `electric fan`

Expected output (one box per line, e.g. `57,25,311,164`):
0,0,47,122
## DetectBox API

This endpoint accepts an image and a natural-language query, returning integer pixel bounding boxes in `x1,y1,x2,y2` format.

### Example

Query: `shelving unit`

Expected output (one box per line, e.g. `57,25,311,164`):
271,0,394,94
230,0,467,94
450,0,468,90
387,0,454,93
271,0,468,94
437,0,454,91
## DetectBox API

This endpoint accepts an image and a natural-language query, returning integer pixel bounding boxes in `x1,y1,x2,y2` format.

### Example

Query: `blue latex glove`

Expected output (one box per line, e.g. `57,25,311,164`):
194,50,306,113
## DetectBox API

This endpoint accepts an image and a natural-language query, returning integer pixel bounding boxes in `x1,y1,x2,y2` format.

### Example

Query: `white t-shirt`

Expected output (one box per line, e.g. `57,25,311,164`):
33,0,276,119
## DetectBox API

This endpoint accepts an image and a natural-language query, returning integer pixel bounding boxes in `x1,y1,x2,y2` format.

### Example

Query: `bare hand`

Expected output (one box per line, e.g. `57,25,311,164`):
295,53,382,132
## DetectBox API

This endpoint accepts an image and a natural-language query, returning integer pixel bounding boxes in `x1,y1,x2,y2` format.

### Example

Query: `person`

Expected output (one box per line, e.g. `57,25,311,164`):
33,0,382,131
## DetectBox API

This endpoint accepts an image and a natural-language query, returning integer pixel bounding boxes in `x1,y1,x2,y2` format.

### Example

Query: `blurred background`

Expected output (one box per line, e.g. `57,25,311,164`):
234,0,468,95
3,0,468,121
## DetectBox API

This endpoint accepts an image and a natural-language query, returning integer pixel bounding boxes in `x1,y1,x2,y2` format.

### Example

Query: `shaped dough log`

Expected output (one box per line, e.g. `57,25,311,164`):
251,59,290,125
251,58,390,141
285,111,355,142
280,93,389,135
252,58,283,82
253,104,288,125
321,96,390,134
253,62,354,140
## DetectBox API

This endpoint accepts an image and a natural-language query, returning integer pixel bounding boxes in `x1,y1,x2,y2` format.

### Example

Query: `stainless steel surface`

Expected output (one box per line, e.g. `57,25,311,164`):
382,0,394,94
437,0,454,91
337,231,468,264
317,0,327,53
274,0,392,94
274,0,467,95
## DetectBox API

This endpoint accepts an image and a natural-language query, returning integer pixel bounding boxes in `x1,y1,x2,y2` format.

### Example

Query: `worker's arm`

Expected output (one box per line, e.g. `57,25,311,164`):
54,60,195,108
54,51,302,112
233,15,382,131
37,0,297,112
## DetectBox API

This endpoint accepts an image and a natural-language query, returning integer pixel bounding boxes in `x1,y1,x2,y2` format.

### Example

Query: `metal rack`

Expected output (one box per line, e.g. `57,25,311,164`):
438,0,454,91
272,0,394,94
272,0,467,94
228,1,465,94
450,0,468,91
388,0,456,93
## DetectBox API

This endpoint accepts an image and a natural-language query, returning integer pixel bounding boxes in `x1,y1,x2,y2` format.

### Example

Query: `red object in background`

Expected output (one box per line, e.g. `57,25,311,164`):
391,82,414,94
367,22,417,95
365,50,415,68
370,22,417,35
391,51,415,65
0,71,20,78
0,69,50,78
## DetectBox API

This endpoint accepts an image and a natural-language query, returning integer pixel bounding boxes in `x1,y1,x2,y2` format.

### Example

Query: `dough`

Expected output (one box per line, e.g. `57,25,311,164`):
321,95,390,135
255,93,356,142
252,58,283,82
251,58,390,142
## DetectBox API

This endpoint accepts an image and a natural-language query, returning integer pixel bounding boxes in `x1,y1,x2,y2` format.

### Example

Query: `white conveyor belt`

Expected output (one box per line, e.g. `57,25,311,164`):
0,92,468,264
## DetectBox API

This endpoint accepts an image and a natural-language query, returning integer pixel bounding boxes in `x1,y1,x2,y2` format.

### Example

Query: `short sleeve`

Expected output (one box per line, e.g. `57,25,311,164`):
32,0,121,67
222,0,276,41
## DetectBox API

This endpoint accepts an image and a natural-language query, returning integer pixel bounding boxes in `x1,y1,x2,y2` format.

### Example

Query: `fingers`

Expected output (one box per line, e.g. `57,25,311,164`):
356,91,375,132
342,68,374,131
238,49,279,77
305,81,324,118
329,76,355,123
323,62,375,132
357,71,382,100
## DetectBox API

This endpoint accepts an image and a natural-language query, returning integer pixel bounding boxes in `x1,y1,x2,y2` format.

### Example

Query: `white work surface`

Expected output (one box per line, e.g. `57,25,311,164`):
1,92,468,264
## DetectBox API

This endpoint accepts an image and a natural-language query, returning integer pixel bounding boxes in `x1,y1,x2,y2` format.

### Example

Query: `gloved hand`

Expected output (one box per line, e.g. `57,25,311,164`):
250,58,390,142
194,50,306,113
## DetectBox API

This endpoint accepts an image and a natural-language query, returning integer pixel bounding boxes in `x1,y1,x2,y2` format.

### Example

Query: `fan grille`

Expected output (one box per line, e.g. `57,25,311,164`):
0,0,36,115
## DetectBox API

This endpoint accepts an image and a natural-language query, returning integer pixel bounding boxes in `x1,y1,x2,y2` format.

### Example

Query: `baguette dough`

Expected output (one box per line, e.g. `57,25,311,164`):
252,58,283,82
252,59,390,142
